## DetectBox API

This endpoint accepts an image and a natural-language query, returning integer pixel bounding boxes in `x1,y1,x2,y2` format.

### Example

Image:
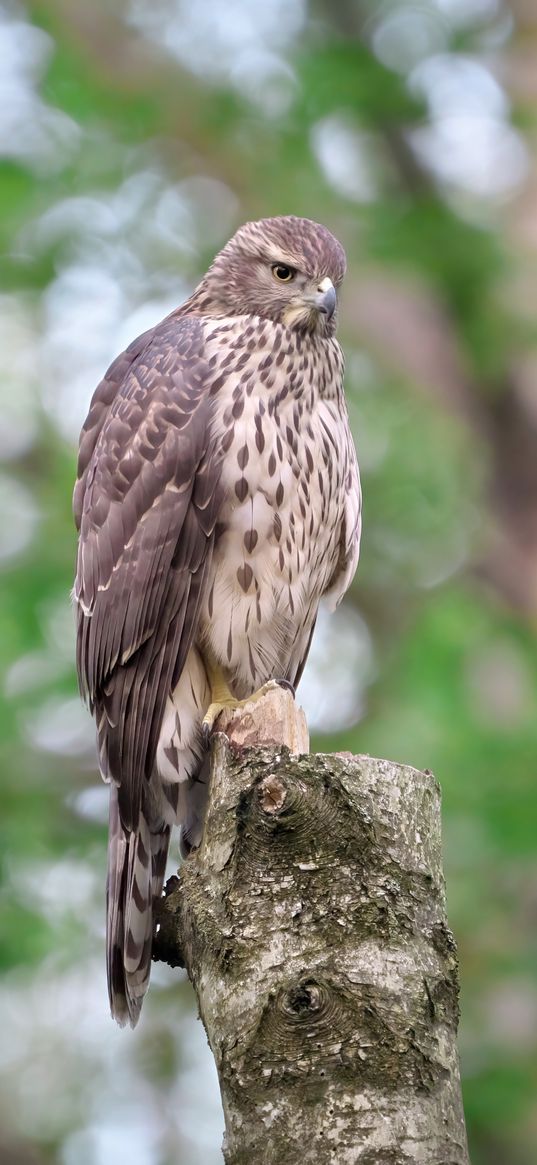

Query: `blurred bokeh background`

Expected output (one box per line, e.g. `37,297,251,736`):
0,0,536,1161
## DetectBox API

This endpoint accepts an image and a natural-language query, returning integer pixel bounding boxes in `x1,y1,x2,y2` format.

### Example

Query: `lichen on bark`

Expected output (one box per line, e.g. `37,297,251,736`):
154,690,469,1165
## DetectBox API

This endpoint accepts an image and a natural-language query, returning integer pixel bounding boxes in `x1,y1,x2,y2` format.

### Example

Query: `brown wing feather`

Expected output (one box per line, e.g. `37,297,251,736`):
74,315,222,831
73,325,157,531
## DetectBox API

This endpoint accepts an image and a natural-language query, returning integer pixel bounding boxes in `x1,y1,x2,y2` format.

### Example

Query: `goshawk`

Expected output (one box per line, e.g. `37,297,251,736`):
73,215,362,1026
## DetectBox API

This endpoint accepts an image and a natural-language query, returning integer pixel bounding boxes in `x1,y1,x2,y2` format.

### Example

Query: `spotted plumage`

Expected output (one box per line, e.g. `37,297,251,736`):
73,215,362,1026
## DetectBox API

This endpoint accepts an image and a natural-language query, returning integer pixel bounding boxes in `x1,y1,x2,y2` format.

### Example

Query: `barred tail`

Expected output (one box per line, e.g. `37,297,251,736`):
106,785,170,1027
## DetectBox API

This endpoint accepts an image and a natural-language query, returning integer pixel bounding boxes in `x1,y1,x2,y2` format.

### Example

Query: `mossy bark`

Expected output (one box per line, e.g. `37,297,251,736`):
154,697,469,1165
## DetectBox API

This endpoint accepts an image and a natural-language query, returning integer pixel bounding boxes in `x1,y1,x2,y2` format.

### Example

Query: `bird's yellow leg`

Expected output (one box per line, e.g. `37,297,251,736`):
202,661,291,741
202,661,238,735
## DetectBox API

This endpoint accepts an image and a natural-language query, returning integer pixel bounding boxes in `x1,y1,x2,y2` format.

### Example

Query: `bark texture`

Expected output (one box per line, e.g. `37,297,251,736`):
154,689,469,1165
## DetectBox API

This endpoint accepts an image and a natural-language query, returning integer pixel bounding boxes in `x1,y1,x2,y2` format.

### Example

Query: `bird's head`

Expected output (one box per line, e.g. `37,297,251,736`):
195,216,346,336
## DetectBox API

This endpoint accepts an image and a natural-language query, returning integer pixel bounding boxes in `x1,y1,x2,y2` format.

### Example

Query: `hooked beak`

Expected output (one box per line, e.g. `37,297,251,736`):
314,276,337,321
282,276,338,332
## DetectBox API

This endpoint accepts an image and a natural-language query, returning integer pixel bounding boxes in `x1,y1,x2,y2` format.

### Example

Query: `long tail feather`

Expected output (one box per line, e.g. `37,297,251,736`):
106,785,170,1027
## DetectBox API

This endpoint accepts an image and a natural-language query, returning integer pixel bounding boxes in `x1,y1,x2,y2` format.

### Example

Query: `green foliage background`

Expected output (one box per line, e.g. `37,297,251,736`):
1,1,536,1162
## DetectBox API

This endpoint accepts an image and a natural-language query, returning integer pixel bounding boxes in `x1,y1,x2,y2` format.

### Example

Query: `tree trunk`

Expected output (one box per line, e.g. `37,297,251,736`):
154,688,470,1165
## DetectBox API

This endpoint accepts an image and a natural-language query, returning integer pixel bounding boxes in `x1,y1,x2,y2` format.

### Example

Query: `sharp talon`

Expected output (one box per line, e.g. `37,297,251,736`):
276,679,295,698
202,689,240,744
202,702,226,746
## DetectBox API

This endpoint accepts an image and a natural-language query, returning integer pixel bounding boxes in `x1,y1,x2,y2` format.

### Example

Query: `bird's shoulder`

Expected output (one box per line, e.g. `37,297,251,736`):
73,313,217,528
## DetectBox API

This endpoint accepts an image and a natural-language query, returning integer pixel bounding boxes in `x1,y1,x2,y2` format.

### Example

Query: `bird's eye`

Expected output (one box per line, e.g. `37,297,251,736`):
271,263,295,283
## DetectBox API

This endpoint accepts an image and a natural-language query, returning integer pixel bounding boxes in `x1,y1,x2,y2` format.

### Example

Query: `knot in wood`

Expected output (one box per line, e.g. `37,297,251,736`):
254,977,356,1069
259,773,287,814
278,978,337,1034
285,980,322,1017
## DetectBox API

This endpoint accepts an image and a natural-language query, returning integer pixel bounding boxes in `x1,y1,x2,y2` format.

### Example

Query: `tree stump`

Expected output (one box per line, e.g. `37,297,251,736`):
154,687,470,1165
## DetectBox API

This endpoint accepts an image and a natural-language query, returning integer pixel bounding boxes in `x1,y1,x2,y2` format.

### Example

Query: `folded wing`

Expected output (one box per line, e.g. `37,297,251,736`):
74,314,222,831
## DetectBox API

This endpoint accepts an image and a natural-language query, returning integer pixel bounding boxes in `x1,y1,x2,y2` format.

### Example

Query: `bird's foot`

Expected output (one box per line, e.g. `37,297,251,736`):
202,679,293,746
202,695,243,745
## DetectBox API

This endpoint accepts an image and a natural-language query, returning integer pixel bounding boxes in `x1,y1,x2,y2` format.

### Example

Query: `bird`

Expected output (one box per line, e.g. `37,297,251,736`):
73,215,362,1027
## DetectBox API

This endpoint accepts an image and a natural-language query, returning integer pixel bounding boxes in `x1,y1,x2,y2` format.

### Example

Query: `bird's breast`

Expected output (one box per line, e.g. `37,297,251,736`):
197,325,348,694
